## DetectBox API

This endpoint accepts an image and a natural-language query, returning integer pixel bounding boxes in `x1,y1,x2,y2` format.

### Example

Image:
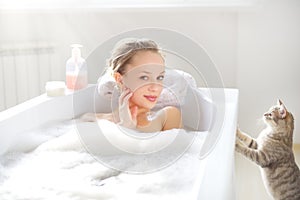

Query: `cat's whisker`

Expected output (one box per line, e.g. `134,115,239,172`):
256,118,266,129
256,117,264,124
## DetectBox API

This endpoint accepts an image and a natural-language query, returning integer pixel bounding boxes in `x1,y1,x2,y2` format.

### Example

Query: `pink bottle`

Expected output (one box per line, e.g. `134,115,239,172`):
66,44,88,90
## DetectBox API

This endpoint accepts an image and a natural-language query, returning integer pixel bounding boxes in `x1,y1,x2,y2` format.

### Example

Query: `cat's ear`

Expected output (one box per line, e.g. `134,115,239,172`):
278,99,287,119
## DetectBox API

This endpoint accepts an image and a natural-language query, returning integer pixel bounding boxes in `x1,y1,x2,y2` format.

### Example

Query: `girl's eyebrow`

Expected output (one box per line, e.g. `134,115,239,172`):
140,70,165,74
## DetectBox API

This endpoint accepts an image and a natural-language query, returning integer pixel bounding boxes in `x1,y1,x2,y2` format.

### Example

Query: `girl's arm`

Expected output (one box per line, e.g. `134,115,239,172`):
80,112,114,122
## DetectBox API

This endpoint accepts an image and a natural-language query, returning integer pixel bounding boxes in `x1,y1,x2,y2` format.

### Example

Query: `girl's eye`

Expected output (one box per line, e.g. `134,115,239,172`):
157,75,164,81
140,76,149,81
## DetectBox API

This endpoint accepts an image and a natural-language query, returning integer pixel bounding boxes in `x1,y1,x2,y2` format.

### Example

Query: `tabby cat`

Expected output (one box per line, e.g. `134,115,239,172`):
236,99,300,200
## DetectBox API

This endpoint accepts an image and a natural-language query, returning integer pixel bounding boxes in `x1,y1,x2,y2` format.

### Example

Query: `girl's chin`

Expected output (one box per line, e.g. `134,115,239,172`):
130,101,156,110
139,104,155,110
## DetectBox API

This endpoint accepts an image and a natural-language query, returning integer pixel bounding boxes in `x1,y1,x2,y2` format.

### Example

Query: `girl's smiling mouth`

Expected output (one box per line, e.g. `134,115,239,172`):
144,95,157,102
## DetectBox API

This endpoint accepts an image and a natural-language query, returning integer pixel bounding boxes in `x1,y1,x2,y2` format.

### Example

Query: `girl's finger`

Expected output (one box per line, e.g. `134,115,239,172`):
119,88,131,104
122,91,133,105
131,106,138,121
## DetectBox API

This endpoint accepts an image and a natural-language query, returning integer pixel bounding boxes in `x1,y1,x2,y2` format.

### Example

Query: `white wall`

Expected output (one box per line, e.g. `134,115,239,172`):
0,1,300,200
237,0,300,142
236,1,300,199
0,9,238,107
0,1,299,144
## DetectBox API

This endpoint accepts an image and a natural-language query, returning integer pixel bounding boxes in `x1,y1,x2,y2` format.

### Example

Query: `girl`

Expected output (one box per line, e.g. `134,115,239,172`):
82,38,182,132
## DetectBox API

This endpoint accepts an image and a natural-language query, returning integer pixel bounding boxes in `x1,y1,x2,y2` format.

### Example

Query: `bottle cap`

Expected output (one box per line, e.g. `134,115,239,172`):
71,44,83,60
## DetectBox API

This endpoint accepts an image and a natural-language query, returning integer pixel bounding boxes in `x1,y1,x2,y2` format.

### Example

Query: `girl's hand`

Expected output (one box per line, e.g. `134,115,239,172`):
118,88,138,129
80,113,97,122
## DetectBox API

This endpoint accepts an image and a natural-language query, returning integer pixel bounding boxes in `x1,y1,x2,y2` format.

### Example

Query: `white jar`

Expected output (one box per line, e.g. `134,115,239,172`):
45,81,66,97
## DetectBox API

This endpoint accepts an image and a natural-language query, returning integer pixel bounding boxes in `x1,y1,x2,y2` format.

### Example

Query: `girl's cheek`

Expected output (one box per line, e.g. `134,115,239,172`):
123,78,140,92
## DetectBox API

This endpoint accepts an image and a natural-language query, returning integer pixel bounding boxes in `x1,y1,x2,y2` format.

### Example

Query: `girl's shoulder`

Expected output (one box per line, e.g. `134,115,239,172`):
159,106,182,130
162,106,181,113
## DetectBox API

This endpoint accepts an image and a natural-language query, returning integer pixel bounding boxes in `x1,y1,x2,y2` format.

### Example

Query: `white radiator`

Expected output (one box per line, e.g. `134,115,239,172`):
0,44,57,111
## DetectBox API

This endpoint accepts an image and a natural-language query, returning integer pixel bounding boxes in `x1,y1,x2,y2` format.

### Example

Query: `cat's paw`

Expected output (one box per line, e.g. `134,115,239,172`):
236,127,243,138
235,139,244,152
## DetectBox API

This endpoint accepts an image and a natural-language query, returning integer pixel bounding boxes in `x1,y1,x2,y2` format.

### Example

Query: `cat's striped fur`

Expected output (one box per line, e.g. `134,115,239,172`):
236,100,300,200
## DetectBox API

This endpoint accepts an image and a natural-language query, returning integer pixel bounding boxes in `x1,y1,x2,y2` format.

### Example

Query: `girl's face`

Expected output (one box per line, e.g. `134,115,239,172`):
119,51,165,110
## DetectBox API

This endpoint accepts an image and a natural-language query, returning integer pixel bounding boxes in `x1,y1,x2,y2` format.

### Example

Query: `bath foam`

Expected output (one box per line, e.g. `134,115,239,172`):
0,120,207,200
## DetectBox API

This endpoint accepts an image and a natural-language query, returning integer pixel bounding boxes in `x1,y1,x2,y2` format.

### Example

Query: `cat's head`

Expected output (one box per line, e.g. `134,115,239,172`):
263,99,294,130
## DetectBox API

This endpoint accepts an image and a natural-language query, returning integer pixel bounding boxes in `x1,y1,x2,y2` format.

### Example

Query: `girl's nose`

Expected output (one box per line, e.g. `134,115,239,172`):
148,83,161,92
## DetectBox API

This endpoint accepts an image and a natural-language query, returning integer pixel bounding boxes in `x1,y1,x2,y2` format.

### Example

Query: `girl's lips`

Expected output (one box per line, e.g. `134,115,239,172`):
144,95,157,102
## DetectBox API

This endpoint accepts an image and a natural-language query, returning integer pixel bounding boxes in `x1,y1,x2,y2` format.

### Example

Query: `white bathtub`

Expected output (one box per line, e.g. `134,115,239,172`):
0,85,238,200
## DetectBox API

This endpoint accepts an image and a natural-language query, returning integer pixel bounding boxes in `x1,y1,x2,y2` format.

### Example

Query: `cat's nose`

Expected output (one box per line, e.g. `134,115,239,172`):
264,113,271,117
